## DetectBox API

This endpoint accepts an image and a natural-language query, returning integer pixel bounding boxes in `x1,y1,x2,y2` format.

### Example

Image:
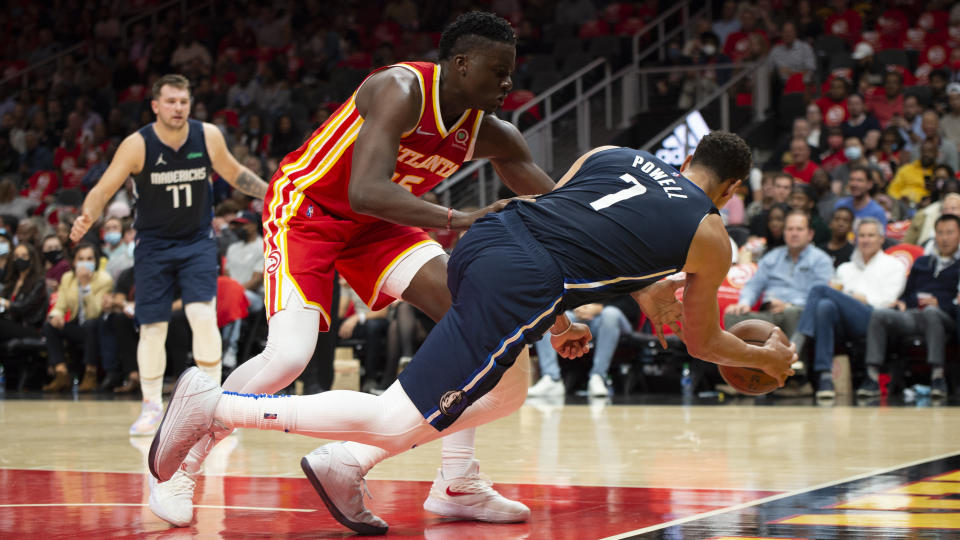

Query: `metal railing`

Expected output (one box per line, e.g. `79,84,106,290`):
631,1,712,65
641,57,771,156
434,57,629,207
437,0,719,208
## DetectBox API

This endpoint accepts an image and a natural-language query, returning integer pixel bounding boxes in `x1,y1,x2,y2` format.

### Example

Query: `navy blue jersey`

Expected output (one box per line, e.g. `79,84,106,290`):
133,119,213,239
513,147,718,307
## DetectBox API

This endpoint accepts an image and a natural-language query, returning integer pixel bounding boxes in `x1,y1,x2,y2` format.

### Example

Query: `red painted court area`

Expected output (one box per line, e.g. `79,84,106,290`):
0,469,778,539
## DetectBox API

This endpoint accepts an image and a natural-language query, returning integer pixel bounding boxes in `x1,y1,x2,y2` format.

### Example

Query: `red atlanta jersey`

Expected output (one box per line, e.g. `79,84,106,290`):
265,61,485,224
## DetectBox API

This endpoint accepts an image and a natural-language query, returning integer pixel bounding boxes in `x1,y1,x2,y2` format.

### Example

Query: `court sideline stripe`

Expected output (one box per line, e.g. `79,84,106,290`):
0,466,891,490
0,503,315,512
601,449,960,540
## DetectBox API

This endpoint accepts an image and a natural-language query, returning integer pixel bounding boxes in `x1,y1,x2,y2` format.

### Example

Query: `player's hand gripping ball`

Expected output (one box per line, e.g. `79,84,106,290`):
718,319,790,395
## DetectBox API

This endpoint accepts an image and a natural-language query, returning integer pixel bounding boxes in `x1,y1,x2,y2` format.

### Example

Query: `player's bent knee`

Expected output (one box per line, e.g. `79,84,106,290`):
261,332,317,376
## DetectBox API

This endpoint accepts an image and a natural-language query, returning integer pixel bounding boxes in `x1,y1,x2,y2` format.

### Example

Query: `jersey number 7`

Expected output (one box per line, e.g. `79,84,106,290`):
590,173,647,211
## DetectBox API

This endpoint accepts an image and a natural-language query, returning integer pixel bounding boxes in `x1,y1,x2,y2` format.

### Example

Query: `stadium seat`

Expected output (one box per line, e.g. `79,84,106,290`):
827,52,855,71
814,35,848,56
905,85,933,106
588,35,622,65
541,22,578,45
530,71,562,95
875,48,909,68
602,2,635,23
552,36,583,58
560,52,594,75
578,20,610,39
777,93,807,129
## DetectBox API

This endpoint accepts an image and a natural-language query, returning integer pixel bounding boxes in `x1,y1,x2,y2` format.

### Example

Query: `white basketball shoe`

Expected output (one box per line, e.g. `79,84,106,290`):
148,367,221,482
130,401,163,436
423,460,530,523
300,442,388,535
148,468,198,527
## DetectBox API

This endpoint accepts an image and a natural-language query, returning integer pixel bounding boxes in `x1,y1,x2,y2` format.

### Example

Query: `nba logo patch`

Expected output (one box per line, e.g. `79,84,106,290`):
306,205,314,218
263,412,278,420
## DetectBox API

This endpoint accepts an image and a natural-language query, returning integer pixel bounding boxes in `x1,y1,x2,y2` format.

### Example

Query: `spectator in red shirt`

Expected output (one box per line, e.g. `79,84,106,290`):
723,6,767,62
824,0,862,45
816,77,850,128
867,71,906,128
784,138,821,185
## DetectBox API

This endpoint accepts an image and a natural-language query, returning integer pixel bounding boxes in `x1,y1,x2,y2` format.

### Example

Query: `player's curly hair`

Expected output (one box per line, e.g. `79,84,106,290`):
438,11,517,61
689,131,752,184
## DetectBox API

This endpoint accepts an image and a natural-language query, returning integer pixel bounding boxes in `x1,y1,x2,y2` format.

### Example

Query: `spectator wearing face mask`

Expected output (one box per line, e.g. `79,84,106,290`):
41,243,114,393
830,136,881,188
102,217,135,280
0,242,47,345
41,234,71,294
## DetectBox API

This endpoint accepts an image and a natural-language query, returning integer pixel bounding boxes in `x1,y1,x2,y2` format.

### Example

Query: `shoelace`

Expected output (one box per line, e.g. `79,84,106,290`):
165,469,197,497
360,477,374,501
446,472,495,494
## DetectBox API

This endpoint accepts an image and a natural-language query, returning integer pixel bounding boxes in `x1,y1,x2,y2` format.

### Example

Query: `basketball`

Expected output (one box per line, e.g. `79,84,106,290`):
717,319,788,396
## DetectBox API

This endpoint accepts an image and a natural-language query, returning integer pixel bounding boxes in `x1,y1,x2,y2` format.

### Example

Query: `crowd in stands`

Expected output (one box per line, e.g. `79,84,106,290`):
1,0,960,400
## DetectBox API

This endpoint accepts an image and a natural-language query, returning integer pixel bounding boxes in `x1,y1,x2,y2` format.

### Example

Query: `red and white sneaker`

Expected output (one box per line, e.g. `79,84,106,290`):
423,460,530,523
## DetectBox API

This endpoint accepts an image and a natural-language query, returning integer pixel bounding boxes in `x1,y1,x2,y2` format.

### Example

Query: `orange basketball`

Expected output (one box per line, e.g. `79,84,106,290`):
717,319,788,396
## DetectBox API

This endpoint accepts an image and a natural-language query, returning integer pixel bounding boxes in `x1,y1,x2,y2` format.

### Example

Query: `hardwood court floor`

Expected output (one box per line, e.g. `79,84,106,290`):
2,395,960,538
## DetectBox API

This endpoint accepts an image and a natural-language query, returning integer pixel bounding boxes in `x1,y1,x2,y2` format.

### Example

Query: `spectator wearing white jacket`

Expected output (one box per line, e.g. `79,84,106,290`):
793,218,907,393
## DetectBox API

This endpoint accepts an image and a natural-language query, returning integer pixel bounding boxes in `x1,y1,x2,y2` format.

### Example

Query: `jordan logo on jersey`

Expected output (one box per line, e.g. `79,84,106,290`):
156,153,167,166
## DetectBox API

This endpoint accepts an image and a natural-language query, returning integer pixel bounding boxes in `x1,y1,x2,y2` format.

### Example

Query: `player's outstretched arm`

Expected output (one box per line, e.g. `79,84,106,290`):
349,69,504,230
680,214,796,385
472,116,554,195
204,123,268,199
71,134,144,243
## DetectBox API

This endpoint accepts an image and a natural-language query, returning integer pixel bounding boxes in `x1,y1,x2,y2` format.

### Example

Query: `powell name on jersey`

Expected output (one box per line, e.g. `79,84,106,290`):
514,147,717,307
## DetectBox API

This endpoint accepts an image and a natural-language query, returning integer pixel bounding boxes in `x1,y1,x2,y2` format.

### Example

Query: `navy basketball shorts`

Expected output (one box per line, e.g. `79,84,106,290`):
134,229,218,325
398,209,565,431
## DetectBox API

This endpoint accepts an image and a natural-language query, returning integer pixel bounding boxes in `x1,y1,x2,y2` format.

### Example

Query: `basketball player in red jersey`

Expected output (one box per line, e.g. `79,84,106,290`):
148,12,555,533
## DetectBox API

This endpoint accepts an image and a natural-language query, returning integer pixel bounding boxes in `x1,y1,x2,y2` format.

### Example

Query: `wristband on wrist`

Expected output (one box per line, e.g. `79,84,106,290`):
446,207,453,231
550,319,573,336
357,312,366,324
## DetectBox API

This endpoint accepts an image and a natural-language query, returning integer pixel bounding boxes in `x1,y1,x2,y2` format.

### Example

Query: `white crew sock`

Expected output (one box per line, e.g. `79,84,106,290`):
440,428,476,479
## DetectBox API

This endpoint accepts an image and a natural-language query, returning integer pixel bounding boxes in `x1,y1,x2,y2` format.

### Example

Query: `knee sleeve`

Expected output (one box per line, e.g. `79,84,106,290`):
185,300,222,364
137,322,169,379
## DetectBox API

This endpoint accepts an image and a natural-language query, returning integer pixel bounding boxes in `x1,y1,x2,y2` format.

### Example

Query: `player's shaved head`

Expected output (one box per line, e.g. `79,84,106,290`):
689,131,752,184
438,11,517,60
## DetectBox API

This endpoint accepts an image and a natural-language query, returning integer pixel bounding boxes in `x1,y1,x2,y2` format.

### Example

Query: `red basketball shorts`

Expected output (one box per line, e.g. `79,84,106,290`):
263,202,442,331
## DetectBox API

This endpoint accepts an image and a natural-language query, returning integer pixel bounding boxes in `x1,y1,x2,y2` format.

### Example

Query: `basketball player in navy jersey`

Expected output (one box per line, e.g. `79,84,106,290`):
69,75,268,430
149,131,797,534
